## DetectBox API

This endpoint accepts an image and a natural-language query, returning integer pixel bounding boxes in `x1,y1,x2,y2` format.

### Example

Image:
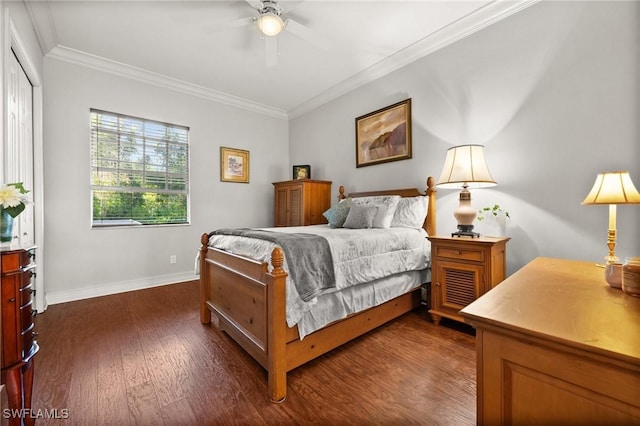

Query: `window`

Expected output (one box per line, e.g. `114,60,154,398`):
90,109,189,227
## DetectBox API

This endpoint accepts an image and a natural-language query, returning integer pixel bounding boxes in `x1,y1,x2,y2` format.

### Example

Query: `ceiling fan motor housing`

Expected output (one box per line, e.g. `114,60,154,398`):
256,1,285,36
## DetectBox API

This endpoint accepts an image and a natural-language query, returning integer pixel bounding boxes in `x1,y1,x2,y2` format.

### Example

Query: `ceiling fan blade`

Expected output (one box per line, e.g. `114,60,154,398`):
206,16,254,33
245,0,263,11
264,36,278,67
284,18,331,51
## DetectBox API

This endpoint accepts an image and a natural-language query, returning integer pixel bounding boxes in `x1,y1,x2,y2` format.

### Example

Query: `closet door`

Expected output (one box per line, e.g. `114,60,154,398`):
7,50,34,246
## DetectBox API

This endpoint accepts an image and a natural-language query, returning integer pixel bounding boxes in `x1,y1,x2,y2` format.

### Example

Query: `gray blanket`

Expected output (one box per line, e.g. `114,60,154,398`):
212,228,336,302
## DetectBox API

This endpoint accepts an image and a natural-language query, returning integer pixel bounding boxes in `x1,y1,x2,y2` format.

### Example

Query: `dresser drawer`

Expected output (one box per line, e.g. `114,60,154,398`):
20,301,34,334
1,250,32,274
21,323,35,358
19,281,34,306
434,245,484,262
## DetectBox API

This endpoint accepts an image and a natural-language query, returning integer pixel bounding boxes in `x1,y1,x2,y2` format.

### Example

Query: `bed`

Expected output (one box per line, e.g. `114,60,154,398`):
199,177,437,402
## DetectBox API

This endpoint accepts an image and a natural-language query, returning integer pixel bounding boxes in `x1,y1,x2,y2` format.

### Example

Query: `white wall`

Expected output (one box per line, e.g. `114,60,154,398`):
290,1,640,275
43,59,289,302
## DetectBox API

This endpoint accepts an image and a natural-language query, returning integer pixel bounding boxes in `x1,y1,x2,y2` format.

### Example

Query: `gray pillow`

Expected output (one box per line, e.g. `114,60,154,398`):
323,198,352,228
352,195,401,228
343,204,378,229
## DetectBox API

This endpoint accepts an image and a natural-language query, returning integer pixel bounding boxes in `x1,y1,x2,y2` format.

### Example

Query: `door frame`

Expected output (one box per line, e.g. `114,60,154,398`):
2,9,46,313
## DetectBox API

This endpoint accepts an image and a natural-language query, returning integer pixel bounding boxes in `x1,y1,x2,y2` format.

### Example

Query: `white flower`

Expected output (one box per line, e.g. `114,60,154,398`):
0,185,24,208
0,183,30,218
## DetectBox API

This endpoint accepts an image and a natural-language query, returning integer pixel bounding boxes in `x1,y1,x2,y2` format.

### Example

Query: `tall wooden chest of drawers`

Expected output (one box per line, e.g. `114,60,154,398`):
273,179,332,227
1,246,38,426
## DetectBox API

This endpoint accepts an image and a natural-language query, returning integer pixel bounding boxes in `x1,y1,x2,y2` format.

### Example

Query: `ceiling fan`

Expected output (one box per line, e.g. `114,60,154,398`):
241,0,331,66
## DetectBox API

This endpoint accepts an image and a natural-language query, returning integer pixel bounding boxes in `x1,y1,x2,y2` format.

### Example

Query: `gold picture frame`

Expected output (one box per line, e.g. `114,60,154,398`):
220,147,249,183
355,98,412,168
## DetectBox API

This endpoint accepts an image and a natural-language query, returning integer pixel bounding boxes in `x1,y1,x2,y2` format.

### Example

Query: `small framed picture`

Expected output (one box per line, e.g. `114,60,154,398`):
293,165,311,180
220,147,249,183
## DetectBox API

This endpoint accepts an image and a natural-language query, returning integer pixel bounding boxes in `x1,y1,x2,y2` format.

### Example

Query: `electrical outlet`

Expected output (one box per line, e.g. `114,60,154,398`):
170,255,177,264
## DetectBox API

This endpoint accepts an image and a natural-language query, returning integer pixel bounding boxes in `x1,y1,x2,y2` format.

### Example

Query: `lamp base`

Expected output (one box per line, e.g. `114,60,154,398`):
451,224,480,238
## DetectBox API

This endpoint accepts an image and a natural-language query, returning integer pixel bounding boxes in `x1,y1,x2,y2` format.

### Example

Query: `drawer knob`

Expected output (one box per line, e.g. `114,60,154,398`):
8,297,15,303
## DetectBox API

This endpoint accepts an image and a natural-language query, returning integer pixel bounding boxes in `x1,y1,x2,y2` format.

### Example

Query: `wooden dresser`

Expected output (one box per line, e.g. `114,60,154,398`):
1,246,38,426
428,236,509,325
461,257,640,425
273,179,331,227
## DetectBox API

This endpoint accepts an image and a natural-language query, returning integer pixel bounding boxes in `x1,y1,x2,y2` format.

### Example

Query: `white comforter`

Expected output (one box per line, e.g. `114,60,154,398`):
208,224,430,330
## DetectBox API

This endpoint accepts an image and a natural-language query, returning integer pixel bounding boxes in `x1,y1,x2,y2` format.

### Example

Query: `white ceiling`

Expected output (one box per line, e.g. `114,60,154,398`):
25,0,537,119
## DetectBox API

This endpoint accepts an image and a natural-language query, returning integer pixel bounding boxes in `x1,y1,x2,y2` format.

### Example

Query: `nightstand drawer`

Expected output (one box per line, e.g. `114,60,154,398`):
435,245,484,262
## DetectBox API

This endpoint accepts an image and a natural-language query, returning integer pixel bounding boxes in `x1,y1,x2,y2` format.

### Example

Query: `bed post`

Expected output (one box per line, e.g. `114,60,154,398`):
266,247,287,403
426,176,437,236
199,233,211,324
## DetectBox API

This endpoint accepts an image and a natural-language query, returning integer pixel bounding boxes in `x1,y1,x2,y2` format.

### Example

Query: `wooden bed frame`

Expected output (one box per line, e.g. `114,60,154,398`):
199,177,437,402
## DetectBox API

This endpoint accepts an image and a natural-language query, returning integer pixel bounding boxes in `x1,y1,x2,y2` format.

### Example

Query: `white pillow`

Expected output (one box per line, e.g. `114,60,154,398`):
391,196,428,229
352,195,401,229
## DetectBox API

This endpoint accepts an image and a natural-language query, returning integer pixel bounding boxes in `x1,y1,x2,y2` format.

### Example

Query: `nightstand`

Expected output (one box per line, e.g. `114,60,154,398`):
428,235,509,325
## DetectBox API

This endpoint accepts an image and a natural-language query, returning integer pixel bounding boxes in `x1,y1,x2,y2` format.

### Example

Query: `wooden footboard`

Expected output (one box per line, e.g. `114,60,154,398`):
199,177,436,402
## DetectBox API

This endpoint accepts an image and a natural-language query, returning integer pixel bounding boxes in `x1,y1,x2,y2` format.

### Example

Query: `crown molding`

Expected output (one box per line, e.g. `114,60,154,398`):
47,45,289,120
23,0,58,55
288,0,540,119
38,0,538,121
28,0,287,119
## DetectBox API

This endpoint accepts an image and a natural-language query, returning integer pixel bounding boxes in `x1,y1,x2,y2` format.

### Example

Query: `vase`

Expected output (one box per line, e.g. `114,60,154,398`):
0,208,14,243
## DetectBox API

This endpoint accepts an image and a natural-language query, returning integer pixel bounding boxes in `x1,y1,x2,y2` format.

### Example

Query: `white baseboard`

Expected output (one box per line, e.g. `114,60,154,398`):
44,271,199,308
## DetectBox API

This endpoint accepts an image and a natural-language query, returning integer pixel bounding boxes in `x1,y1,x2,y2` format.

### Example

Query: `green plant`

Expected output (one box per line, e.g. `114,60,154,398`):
477,204,510,221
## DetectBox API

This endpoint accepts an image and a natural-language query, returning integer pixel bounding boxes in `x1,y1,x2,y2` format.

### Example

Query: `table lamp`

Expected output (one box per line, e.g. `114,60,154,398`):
582,171,640,264
436,144,496,237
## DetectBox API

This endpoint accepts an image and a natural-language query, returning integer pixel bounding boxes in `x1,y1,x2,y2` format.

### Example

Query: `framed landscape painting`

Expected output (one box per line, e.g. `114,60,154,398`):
355,98,412,168
220,147,249,183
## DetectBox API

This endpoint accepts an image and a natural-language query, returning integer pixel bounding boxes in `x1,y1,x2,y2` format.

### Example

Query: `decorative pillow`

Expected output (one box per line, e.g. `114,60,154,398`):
323,198,352,228
343,204,378,229
352,195,401,229
391,196,428,229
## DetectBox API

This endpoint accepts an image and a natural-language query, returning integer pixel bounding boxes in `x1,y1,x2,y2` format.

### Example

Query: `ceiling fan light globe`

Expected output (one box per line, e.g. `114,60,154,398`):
257,12,284,36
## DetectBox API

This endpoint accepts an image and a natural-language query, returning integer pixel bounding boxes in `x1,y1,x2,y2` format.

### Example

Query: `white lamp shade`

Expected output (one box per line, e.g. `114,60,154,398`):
257,12,284,36
436,144,497,189
582,171,640,205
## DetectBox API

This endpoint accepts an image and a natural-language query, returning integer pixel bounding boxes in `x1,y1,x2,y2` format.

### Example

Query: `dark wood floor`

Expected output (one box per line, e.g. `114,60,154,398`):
32,281,476,425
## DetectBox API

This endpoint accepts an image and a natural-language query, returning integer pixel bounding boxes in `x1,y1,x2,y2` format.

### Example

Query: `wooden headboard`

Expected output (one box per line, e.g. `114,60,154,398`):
337,176,436,236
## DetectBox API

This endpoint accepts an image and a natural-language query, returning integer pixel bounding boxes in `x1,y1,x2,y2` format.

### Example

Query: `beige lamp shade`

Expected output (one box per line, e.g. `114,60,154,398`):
582,171,640,267
436,144,496,237
581,171,640,205
437,144,497,189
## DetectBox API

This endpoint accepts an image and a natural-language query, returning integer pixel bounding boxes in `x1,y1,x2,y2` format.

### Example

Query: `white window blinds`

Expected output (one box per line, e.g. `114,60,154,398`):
90,109,189,226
